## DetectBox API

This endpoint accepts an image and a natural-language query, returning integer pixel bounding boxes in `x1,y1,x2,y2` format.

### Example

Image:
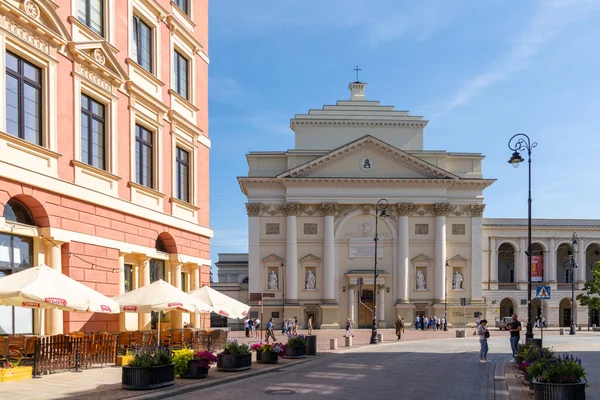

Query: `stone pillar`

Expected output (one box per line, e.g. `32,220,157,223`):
118,253,126,332
138,257,151,330
349,285,355,322
48,241,64,335
519,237,527,283
322,203,337,303
470,205,485,301
397,203,412,303
246,203,262,297
285,203,300,302
548,238,556,283
378,285,385,325
434,203,450,302
171,262,183,329
577,238,585,283
489,237,497,288
192,266,201,328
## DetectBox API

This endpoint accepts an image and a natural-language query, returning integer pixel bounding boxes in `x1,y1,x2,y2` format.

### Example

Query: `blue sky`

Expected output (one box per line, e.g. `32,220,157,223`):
208,0,600,273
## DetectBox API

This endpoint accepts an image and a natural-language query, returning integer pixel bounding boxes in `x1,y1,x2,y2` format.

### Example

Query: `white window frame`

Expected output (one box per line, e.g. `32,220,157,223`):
70,0,115,44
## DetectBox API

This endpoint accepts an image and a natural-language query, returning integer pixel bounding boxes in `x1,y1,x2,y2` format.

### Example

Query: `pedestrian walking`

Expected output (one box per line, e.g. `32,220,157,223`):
423,316,428,331
248,317,254,337
265,318,277,342
244,317,250,337
415,315,420,330
478,319,489,363
293,316,299,334
394,316,405,340
344,318,355,337
508,314,521,362
255,317,261,333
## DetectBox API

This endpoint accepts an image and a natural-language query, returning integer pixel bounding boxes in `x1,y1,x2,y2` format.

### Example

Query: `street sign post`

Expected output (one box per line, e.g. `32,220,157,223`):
535,286,551,344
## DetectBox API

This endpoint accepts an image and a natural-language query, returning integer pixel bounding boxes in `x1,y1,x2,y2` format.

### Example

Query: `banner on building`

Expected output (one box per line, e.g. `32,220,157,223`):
531,255,544,282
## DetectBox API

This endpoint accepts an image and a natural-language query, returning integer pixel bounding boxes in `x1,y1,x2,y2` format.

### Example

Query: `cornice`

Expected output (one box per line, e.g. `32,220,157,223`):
282,178,454,189
238,177,284,195
1,0,71,47
291,120,428,129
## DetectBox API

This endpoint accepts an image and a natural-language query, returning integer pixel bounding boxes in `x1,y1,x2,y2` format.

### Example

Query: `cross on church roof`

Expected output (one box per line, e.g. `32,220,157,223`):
353,65,362,83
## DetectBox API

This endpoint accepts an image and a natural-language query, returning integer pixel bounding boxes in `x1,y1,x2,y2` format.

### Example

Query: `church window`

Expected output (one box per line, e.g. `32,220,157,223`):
173,50,189,100
415,224,429,235
80,94,106,170
452,224,465,235
132,15,153,73
266,223,280,235
78,0,104,37
304,223,317,235
135,124,154,189
6,51,42,146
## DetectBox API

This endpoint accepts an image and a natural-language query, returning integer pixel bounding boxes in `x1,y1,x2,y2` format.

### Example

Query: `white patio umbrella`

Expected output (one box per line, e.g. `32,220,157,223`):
0,264,120,313
189,285,250,320
113,279,211,344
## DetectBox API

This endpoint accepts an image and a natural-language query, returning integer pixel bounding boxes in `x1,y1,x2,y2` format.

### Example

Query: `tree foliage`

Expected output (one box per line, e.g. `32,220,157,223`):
576,262,600,310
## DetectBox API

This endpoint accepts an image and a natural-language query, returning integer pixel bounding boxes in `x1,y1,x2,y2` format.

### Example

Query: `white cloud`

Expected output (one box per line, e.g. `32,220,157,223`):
436,0,600,116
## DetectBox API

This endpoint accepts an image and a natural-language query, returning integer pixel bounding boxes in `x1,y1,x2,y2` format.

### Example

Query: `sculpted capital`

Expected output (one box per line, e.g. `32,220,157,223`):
245,203,262,217
396,203,414,217
470,204,486,217
284,202,301,216
320,203,338,216
434,203,452,217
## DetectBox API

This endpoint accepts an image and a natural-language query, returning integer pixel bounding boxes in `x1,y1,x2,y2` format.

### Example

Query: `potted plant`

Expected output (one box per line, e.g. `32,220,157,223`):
251,342,285,364
528,353,587,399
122,347,175,390
117,350,134,366
173,348,218,379
284,334,308,359
217,339,251,372
1,359,32,382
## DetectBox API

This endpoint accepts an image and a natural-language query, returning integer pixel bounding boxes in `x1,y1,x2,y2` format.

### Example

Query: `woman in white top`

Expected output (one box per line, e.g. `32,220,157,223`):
477,319,489,363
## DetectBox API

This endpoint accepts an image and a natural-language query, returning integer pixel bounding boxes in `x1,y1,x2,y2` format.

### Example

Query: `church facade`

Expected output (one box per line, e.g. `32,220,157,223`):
231,82,599,330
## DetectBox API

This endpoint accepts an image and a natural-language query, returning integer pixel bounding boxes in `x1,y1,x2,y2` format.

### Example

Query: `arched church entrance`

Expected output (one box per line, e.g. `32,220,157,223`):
559,298,572,327
358,289,374,328
500,298,515,319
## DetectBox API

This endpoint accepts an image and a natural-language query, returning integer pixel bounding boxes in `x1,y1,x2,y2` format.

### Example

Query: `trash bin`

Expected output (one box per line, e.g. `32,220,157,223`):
306,335,317,355
526,338,542,349
560,329,564,335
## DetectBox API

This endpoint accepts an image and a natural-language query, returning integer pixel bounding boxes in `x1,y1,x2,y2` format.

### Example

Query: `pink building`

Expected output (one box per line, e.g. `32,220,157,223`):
0,0,211,335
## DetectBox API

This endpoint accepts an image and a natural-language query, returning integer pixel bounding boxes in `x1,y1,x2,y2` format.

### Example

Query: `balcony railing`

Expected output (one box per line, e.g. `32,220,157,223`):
498,283,518,290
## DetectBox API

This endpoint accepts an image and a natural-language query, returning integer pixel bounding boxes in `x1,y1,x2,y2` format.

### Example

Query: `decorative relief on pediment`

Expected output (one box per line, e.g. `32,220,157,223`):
5,18,50,54
93,49,106,65
81,67,112,91
23,0,40,19
413,205,435,217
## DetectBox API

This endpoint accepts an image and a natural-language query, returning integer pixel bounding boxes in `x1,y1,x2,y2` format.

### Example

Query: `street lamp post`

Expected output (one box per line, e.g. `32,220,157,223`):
508,133,537,341
370,199,389,345
444,260,450,331
570,233,578,336
281,262,285,334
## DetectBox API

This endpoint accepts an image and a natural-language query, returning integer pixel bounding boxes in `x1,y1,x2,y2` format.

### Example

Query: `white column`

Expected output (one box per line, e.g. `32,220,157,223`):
548,238,556,282
470,205,485,300
138,257,151,330
378,285,385,322
577,239,585,283
519,238,527,283
349,286,355,322
285,203,300,302
48,241,64,335
171,262,183,329
397,203,412,303
246,204,261,296
118,253,126,332
434,204,449,302
490,237,497,283
322,203,336,302
192,266,201,328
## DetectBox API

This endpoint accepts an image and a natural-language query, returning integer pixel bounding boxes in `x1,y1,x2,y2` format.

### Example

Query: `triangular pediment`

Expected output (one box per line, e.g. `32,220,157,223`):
262,254,283,265
299,254,321,264
448,254,470,264
411,254,433,263
278,136,459,180
3,0,71,46
68,41,129,85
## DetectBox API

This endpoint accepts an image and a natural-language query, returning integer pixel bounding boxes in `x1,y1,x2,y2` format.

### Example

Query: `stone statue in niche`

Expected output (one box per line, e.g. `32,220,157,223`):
305,270,316,290
416,269,427,290
453,270,464,290
268,270,278,290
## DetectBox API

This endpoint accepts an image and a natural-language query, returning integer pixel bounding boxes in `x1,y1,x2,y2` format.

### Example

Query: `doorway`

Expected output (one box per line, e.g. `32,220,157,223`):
559,298,572,327
358,289,374,328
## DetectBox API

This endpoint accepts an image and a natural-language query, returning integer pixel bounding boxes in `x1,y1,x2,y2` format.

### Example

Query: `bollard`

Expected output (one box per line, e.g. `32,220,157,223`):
345,336,352,347
455,330,464,338
306,335,317,355
330,338,338,350
377,333,383,343
578,326,581,331
560,329,564,335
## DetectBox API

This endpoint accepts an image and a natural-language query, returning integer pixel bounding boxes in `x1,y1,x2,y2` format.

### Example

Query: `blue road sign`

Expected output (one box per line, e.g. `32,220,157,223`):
536,286,551,300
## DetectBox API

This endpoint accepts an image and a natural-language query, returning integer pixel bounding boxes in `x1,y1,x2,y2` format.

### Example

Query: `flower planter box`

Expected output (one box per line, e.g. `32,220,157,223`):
256,350,279,364
0,366,32,383
532,377,586,400
183,360,209,379
117,355,134,366
283,345,307,359
122,364,175,390
217,353,252,372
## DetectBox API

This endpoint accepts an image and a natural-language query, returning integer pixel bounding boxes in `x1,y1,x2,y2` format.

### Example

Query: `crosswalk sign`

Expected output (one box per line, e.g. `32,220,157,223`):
536,286,551,300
